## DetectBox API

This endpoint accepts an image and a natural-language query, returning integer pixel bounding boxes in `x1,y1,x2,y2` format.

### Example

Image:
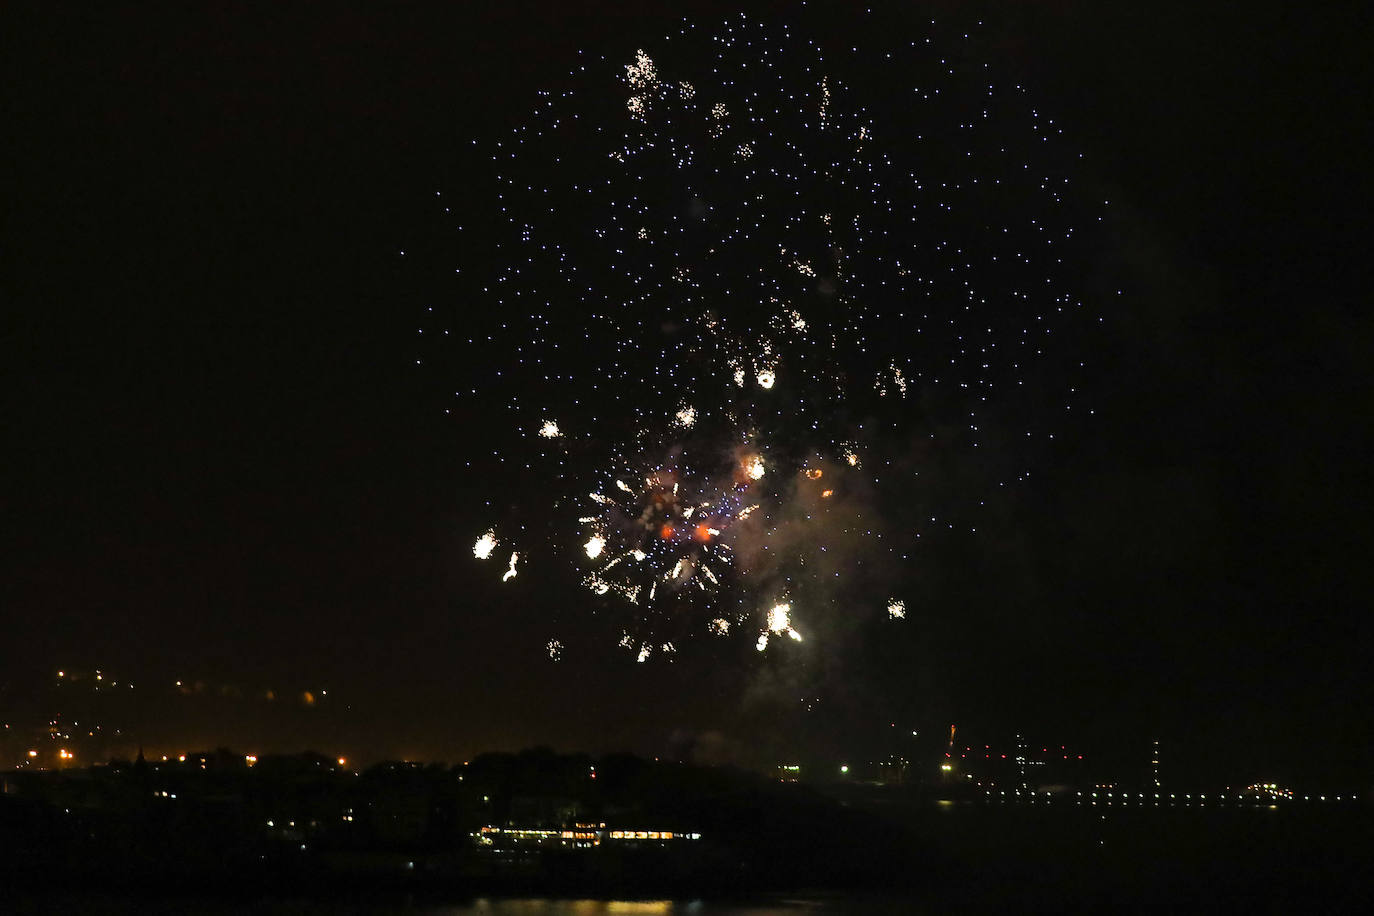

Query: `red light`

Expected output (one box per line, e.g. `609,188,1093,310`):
660,525,675,539
693,524,711,542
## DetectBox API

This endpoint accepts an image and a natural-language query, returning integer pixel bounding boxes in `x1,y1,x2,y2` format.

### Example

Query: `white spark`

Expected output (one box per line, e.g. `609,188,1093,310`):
767,602,792,633
502,552,519,582
625,49,658,90
473,531,498,560
761,601,802,645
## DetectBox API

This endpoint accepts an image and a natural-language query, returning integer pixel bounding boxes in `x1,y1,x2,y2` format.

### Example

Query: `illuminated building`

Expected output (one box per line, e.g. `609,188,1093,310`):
477,824,702,850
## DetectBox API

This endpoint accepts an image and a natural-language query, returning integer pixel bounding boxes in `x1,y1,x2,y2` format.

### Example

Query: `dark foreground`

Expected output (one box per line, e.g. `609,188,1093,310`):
2,758,1370,913
5,807,1370,912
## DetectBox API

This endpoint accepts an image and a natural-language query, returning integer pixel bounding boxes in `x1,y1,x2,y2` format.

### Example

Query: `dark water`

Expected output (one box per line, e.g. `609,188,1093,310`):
6,804,1371,914
2,894,916,915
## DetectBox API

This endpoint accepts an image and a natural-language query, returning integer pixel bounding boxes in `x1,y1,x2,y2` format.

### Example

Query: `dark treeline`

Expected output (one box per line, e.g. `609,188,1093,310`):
0,747,919,899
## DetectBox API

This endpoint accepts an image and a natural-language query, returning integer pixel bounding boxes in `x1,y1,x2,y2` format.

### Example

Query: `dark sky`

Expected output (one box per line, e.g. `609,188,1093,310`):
6,2,1371,784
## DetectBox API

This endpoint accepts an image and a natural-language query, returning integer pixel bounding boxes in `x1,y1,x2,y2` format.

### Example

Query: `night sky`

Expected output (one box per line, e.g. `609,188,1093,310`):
7,2,1371,785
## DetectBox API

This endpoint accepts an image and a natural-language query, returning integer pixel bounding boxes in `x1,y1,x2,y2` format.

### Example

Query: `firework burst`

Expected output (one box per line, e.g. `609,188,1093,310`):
426,10,1101,661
